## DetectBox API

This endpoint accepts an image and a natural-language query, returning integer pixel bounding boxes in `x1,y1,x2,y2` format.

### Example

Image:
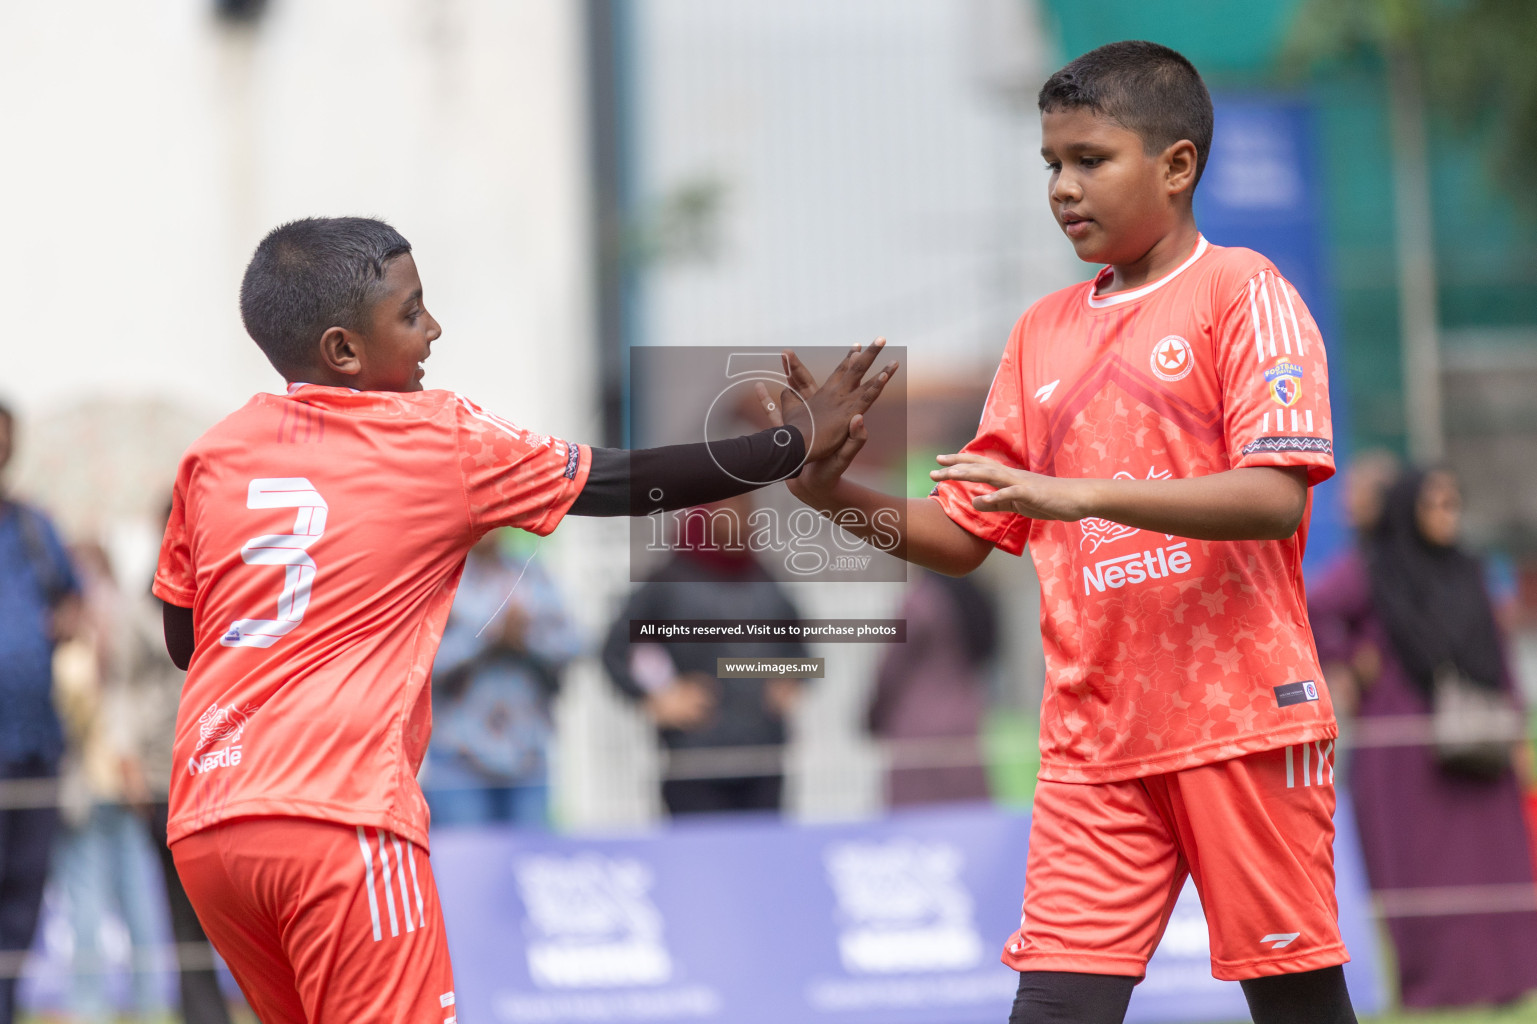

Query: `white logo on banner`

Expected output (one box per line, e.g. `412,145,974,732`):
513,854,673,989
823,840,984,974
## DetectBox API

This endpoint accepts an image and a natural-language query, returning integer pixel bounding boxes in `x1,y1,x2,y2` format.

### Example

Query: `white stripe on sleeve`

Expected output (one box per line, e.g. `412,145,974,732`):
1279,278,1307,356
1248,278,1265,364
1268,272,1294,355
1259,276,1279,358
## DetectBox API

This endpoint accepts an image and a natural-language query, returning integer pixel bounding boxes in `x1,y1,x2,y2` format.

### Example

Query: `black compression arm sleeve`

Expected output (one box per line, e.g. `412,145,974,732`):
568,426,806,517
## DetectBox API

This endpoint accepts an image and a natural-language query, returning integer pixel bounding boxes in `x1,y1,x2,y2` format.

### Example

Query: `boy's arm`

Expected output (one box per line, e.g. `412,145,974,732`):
930,455,1307,540
162,601,194,670
786,416,994,577
568,340,898,517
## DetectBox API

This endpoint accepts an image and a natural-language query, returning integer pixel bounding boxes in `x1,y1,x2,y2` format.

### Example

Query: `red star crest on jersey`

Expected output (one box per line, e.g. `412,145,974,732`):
1150,335,1193,382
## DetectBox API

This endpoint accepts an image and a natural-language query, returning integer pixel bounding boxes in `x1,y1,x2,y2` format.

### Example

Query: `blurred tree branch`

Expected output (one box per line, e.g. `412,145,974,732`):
628,175,730,268
1285,0,1537,207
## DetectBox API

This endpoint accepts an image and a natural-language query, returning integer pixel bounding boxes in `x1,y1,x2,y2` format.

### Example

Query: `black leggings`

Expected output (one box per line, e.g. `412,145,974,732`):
1008,967,1356,1024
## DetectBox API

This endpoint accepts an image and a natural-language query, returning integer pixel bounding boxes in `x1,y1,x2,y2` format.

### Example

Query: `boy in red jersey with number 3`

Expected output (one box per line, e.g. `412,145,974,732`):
154,217,895,1023
779,42,1356,1024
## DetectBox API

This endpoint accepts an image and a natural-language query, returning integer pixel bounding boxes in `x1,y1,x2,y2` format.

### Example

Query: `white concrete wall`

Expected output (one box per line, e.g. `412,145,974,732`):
0,0,597,442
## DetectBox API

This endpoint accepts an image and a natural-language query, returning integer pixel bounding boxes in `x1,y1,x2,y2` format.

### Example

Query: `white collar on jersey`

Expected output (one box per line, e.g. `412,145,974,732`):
286,381,359,394
1086,235,1209,309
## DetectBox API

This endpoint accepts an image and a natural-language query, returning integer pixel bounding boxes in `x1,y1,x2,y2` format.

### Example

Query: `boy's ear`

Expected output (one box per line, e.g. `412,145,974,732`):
318,326,365,378
1163,139,1199,199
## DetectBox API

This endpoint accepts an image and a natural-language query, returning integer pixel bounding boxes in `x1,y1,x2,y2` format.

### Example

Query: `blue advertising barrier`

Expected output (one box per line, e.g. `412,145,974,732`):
1196,95,1352,577
15,799,1386,1019
433,799,1386,1024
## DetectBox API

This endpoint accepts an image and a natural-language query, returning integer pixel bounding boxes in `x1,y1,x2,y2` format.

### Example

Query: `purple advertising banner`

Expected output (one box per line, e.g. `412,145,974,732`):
15,800,1384,1019
431,800,1386,1024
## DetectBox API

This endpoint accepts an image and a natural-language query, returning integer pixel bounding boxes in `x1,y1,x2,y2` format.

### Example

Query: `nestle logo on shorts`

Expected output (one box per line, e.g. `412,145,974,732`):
1081,542,1192,595
1274,680,1320,707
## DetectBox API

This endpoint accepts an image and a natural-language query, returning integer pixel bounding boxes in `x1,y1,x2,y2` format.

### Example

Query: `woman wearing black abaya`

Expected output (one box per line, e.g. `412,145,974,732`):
1309,467,1537,1008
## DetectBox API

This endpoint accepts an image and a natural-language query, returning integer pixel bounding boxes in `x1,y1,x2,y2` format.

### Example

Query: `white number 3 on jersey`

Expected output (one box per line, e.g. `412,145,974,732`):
221,478,328,649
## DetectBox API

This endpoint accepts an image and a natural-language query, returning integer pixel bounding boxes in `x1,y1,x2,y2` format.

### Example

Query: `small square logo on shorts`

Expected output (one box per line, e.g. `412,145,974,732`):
1274,681,1320,707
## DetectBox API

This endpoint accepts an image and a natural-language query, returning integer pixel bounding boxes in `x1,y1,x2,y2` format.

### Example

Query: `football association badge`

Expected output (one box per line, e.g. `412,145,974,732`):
1264,358,1304,407
1150,335,1193,382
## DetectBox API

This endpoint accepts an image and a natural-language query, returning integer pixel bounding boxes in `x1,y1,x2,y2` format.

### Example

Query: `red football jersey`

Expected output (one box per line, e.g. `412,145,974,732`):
932,238,1337,782
153,385,590,848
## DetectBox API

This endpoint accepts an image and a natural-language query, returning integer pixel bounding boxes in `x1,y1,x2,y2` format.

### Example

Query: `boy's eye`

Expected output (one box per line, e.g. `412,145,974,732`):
1080,156,1104,168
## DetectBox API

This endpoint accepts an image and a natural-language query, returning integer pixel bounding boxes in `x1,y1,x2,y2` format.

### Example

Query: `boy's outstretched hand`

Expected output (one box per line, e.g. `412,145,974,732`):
930,452,1310,541
763,339,898,464
784,412,871,505
929,453,1088,521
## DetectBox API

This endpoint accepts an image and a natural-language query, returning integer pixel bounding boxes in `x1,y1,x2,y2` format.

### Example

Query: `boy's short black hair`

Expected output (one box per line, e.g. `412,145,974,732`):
1039,40,1214,187
239,217,413,376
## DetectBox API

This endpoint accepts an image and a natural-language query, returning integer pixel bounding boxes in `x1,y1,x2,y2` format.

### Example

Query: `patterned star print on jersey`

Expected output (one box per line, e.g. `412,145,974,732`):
932,238,1337,782
155,386,590,850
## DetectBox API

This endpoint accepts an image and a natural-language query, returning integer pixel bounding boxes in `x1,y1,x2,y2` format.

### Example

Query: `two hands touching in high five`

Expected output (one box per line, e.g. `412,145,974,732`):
759,338,1090,522
759,339,1094,524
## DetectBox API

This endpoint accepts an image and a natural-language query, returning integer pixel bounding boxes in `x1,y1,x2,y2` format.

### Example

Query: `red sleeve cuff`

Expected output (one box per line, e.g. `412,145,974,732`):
152,575,195,607
525,442,593,536
928,482,1028,556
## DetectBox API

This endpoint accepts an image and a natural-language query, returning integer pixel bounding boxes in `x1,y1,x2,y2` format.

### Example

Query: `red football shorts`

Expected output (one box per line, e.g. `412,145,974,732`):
173,817,457,1024
1004,742,1348,981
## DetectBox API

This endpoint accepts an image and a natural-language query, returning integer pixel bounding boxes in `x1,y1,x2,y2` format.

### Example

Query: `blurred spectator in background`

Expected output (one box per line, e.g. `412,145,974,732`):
0,401,79,1024
603,495,809,816
51,541,161,1022
867,570,997,806
1313,450,1399,721
425,531,580,828
119,503,232,1024
1310,466,1537,1008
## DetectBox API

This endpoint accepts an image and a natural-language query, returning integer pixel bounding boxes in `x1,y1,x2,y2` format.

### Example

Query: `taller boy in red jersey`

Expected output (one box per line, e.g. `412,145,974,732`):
777,41,1356,1024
